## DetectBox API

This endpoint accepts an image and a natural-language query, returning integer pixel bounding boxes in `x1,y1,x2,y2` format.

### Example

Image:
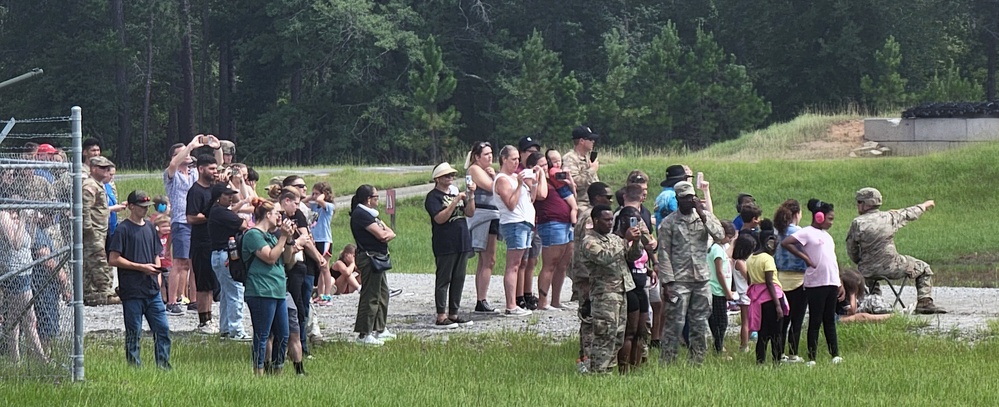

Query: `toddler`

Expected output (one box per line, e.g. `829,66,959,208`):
544,150,578,224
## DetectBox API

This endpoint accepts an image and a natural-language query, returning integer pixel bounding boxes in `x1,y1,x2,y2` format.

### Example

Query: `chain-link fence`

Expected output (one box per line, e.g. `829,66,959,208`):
0,107,82,381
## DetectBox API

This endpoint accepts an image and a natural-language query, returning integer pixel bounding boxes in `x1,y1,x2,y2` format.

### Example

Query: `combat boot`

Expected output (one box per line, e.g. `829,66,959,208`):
914,298,946,314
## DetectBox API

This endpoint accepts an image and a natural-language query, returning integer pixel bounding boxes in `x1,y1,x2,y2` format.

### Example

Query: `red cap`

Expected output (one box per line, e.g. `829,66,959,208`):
37,144,58,154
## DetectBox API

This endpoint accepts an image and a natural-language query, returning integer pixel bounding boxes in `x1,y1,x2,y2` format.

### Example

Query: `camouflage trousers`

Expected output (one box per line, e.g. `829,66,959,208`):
83,230,114,301
573,278,592,361
589,291,626,374
867,255,934,300
660,281,711,365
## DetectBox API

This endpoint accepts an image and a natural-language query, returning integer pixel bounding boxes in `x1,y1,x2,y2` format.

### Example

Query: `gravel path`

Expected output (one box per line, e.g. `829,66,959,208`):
82,274,999,340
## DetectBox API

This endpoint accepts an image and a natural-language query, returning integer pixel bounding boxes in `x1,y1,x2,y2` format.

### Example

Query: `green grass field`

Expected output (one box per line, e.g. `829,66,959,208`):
5,317,999,405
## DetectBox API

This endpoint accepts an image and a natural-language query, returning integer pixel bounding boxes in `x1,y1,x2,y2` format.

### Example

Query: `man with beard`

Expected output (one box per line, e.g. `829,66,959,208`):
657,181,724,365
187,153,224,333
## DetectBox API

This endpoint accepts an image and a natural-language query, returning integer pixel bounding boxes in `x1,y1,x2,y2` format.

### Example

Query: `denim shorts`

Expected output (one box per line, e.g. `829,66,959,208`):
537,221,573,247
499,221,534,250
170,222,192,259
556,185,573,200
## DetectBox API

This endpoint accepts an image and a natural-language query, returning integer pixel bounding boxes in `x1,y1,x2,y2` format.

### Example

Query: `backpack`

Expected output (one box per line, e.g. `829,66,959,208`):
229,229,258,283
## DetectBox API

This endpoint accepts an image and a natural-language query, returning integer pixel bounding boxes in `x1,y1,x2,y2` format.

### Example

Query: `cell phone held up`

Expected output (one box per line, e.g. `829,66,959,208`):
629,217,638,228
555,172,568,181
696,172,704,189
589,150,598,162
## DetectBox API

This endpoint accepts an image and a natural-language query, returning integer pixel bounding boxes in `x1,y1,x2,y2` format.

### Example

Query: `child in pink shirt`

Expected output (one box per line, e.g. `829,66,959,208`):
781,199,842,366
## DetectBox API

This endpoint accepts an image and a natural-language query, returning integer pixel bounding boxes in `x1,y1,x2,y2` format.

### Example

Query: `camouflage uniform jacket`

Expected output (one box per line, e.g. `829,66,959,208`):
581,229,642,296
657,210,724,283
82,175,109,233
569,208,595,281
846,206,925,276
562,150,598,209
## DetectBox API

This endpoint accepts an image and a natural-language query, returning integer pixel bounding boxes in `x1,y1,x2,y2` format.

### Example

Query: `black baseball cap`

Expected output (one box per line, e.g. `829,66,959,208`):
210,183,239,202
518,136,541,152
127,190,154,207
571,125,599,140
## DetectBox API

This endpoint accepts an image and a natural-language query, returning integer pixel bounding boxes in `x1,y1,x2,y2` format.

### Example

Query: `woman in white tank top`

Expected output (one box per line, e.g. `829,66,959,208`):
493,145,541,316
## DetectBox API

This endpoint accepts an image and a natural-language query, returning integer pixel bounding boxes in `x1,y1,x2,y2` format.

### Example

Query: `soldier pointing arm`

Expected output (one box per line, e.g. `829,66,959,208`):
846,187,943,314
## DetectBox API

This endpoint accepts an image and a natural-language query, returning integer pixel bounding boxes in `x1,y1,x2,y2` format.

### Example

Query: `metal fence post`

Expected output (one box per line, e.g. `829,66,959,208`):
71,106,84,382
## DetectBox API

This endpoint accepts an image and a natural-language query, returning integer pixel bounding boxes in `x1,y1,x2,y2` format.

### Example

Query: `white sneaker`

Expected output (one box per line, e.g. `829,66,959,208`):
785,355,804,363
374,329,397,341
504,307,532,317
806,361,816,367
229,332,252,342
197,320,218,335
831,356,843,365
356,334,384,346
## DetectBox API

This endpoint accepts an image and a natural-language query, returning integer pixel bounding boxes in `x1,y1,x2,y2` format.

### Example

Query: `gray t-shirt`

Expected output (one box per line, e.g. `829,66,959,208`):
163,167,199,224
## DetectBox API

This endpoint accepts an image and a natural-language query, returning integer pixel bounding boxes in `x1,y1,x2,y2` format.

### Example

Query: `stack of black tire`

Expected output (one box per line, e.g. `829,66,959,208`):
902,102,999,118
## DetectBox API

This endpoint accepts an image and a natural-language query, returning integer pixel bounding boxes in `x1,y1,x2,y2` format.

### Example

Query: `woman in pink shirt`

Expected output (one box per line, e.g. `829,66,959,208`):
781,199,843,366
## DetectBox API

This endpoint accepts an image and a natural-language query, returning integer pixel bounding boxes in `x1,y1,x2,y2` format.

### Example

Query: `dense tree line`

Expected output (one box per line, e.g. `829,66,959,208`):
0,0,995,168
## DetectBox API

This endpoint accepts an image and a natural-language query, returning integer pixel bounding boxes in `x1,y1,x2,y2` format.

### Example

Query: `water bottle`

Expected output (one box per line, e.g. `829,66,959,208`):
227,236,239,261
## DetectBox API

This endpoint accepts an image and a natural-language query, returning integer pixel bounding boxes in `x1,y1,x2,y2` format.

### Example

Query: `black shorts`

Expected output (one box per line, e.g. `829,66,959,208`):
191,245,219,292
627,287,650,313
489,219,500,235
312,242,332,286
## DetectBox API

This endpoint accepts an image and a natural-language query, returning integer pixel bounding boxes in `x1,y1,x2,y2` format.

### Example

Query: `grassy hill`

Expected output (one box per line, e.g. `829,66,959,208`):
596,117,999,286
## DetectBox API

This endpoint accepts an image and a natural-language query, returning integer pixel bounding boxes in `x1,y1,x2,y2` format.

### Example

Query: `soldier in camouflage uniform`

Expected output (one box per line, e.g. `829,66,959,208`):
580,204,644,374
569,182,613,371
219,140,236,167
82,156,119,305
562,126,600,213
846,187,944,314
657,181,724,365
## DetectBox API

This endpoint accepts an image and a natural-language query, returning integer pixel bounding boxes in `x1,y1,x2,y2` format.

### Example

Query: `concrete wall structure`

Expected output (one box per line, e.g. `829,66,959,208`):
864,118,999,155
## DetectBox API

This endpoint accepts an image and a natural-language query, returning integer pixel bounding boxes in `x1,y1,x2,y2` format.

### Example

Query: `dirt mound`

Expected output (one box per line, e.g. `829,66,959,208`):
794,119,866,158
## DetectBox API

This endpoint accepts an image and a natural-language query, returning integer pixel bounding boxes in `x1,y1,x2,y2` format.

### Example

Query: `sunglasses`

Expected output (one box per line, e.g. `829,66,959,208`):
292,183,307,188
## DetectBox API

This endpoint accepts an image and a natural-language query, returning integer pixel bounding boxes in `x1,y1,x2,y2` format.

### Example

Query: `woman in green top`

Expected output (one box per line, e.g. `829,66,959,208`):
242,198,296,375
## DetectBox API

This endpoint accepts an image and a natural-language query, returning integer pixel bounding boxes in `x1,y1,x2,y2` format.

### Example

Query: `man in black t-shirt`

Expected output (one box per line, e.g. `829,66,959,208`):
208,183,249,341
108,190,171,369
186,153,220,333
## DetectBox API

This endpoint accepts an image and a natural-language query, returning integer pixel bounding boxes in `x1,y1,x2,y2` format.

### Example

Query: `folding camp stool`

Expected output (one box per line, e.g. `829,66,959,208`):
866,275,910,309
